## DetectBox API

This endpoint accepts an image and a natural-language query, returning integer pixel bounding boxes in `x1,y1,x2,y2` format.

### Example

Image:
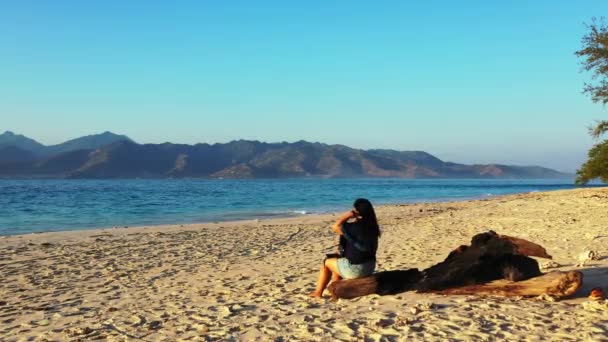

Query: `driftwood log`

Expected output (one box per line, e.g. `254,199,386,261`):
435,271,583,298
328,231,569,300
415,232,543,292
498,234,552,259
328,269,421,300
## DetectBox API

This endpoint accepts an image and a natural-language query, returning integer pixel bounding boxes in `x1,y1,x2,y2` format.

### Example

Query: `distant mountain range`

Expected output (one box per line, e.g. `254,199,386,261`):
0,131,571,179
0,131,133,160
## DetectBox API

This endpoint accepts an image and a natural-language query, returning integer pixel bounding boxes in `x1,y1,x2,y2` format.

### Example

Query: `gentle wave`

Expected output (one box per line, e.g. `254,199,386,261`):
0,178,596,235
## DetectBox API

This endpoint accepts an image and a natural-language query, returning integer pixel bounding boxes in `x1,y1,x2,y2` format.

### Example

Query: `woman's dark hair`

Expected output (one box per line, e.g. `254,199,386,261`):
353,198,381,237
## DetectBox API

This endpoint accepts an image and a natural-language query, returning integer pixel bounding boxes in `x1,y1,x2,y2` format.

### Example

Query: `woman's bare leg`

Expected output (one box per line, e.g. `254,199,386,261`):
310,258,340,298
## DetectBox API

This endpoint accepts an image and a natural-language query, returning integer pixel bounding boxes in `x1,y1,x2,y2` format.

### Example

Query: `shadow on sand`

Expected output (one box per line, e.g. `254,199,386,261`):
570,266,608,299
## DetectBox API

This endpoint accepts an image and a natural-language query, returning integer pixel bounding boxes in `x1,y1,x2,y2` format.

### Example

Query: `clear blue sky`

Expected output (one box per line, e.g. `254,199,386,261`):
1,1,606,172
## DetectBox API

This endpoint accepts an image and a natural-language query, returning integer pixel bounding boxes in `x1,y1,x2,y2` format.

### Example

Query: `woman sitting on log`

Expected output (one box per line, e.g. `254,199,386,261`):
309,198,380,298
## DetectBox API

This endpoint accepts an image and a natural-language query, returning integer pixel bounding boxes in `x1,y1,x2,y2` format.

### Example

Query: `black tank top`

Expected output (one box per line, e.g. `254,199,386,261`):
341,221,378,264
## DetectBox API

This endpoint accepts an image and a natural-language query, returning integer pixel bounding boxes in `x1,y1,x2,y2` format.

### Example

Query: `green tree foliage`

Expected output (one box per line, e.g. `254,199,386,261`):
575,18,608,184
577,140,608,183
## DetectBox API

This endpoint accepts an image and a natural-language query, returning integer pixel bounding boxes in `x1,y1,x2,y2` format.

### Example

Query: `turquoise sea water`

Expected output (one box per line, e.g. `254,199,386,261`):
0,178,596,235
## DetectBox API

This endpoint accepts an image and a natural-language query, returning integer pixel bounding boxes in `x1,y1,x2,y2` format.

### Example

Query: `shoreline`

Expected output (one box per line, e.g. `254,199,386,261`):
2,184,600,238
0,186,605,243
1,187,607,340
0,189,575,241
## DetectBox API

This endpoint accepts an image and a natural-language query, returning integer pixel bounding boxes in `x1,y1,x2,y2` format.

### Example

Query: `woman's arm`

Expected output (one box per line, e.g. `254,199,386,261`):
332,210,356,235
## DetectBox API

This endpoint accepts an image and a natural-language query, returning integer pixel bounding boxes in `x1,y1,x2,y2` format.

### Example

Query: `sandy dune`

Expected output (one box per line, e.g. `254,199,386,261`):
1,188,607,341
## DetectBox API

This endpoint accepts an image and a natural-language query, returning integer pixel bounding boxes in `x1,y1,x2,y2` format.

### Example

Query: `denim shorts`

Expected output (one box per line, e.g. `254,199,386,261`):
336,258,375,279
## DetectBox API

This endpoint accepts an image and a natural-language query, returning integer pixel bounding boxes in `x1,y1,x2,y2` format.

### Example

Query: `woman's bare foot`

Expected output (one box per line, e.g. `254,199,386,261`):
308,291,323,298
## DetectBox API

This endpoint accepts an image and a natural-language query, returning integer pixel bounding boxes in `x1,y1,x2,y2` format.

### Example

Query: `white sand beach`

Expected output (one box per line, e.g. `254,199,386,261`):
1,188,607,341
